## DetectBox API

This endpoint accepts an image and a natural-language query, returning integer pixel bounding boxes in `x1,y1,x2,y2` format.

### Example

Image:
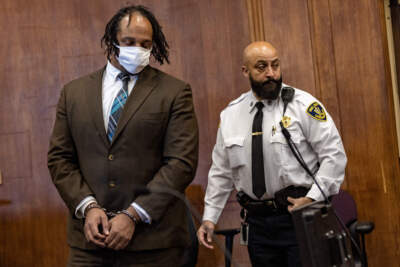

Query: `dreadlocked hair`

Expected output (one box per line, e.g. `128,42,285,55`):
101,5,170,65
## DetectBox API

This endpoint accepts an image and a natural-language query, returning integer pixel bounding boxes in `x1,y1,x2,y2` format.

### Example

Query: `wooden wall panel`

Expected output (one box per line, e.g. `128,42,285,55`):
306,0,342,129
0,0,251,266
0,1,72,266
246,0,265,41
261,0,317,97
329,0,400,265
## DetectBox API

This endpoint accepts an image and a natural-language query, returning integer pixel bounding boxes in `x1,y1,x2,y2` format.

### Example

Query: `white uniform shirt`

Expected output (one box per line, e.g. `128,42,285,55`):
203,84,347,224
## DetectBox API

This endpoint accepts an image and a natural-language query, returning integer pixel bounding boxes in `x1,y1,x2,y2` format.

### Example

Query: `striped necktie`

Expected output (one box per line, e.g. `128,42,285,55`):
107,72,130,142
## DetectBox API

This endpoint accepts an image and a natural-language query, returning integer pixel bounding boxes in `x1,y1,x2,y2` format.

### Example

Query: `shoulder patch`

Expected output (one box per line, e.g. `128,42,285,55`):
306,102,327,122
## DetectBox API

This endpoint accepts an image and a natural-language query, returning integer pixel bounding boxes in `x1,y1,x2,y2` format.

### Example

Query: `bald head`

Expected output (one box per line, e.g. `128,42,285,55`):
242,42,282,100
243,42,278,66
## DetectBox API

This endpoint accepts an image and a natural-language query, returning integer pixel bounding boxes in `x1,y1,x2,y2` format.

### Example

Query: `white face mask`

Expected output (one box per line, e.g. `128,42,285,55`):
116,45,151,74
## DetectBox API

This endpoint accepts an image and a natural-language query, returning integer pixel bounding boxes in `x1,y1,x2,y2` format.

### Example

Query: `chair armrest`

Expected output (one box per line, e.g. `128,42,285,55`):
214,228,240,237
355,221,375,235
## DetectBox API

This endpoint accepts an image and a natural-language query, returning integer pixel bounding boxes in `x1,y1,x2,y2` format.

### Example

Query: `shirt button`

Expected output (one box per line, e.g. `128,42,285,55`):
109,181,116,188
108,154,114,161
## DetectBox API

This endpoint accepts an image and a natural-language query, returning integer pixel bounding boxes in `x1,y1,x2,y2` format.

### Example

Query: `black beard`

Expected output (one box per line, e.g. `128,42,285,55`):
250,75,282,100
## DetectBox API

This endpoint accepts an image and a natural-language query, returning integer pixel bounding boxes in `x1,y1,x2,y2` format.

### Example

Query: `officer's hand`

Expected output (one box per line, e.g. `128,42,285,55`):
105,207,136,250
287,197,313,212
84,208,110,248
197,220,215,249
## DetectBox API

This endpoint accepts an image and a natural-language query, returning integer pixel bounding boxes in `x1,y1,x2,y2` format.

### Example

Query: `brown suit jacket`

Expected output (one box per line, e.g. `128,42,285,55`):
48,65,199,251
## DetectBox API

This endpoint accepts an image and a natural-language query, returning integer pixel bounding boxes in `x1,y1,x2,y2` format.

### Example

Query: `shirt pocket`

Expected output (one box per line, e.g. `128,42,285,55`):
270,129,302,144
270,130,303,164
270,130,306,187
224,137,246,169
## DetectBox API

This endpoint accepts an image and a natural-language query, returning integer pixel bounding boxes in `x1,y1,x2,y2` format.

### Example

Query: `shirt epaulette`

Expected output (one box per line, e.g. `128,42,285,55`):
227,92,248,107
292,88,316,107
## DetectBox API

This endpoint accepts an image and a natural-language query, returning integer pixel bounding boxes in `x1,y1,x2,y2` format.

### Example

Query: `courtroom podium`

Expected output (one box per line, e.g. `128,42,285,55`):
291,201,354,267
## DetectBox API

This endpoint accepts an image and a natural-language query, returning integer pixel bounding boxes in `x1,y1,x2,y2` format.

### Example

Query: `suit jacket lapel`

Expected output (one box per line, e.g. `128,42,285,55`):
85,67,110,147
111,66,159,145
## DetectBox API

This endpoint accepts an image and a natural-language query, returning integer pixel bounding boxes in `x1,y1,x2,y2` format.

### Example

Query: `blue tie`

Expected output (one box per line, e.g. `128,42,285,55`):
107,72,130,142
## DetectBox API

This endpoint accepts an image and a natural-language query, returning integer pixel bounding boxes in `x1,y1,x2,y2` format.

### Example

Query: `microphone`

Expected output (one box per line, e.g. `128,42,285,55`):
281,86,295,115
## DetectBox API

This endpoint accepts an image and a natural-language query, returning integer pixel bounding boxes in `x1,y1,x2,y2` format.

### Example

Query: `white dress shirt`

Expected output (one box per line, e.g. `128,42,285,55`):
202,84,347,224
75,62,151,223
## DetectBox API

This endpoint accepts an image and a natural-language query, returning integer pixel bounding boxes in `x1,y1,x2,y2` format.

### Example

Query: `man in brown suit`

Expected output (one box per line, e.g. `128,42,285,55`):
48,5,198,266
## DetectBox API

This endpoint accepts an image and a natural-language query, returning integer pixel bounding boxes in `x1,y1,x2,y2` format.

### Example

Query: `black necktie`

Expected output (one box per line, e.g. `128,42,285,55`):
252,102,266,199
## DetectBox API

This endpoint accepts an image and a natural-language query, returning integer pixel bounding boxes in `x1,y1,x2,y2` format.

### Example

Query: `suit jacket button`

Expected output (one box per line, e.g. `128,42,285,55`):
108,154,114,161
109,181,116,188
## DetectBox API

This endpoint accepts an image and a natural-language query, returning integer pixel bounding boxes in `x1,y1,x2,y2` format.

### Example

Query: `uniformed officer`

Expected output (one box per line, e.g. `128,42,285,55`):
197,41,347,267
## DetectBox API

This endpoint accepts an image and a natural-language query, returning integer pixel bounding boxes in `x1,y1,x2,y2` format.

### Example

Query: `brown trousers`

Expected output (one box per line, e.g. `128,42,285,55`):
67,246,185,267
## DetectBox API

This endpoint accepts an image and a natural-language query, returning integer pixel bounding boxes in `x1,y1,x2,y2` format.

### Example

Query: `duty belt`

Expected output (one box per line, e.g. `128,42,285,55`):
237,185,309,216
237,194,285,216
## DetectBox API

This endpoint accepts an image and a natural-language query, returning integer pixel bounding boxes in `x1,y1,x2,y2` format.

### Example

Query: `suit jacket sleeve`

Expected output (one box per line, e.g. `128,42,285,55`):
47,87,93,215
134,84,199,221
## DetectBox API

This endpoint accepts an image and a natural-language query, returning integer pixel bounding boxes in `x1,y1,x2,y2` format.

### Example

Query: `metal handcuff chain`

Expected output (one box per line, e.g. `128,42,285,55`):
280,87,364,266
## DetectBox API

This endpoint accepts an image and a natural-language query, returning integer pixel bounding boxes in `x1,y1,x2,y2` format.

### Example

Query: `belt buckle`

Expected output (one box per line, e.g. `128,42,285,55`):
265,199,277,209
272,200,277,209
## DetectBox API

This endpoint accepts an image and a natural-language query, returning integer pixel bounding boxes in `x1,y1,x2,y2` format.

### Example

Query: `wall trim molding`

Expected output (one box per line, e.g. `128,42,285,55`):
246,0,265,41
385,0,400,156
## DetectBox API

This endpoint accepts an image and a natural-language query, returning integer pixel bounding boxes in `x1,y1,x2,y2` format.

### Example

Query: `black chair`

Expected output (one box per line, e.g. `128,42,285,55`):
331,189,375,267
182,206,199,267
214,228,241,267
